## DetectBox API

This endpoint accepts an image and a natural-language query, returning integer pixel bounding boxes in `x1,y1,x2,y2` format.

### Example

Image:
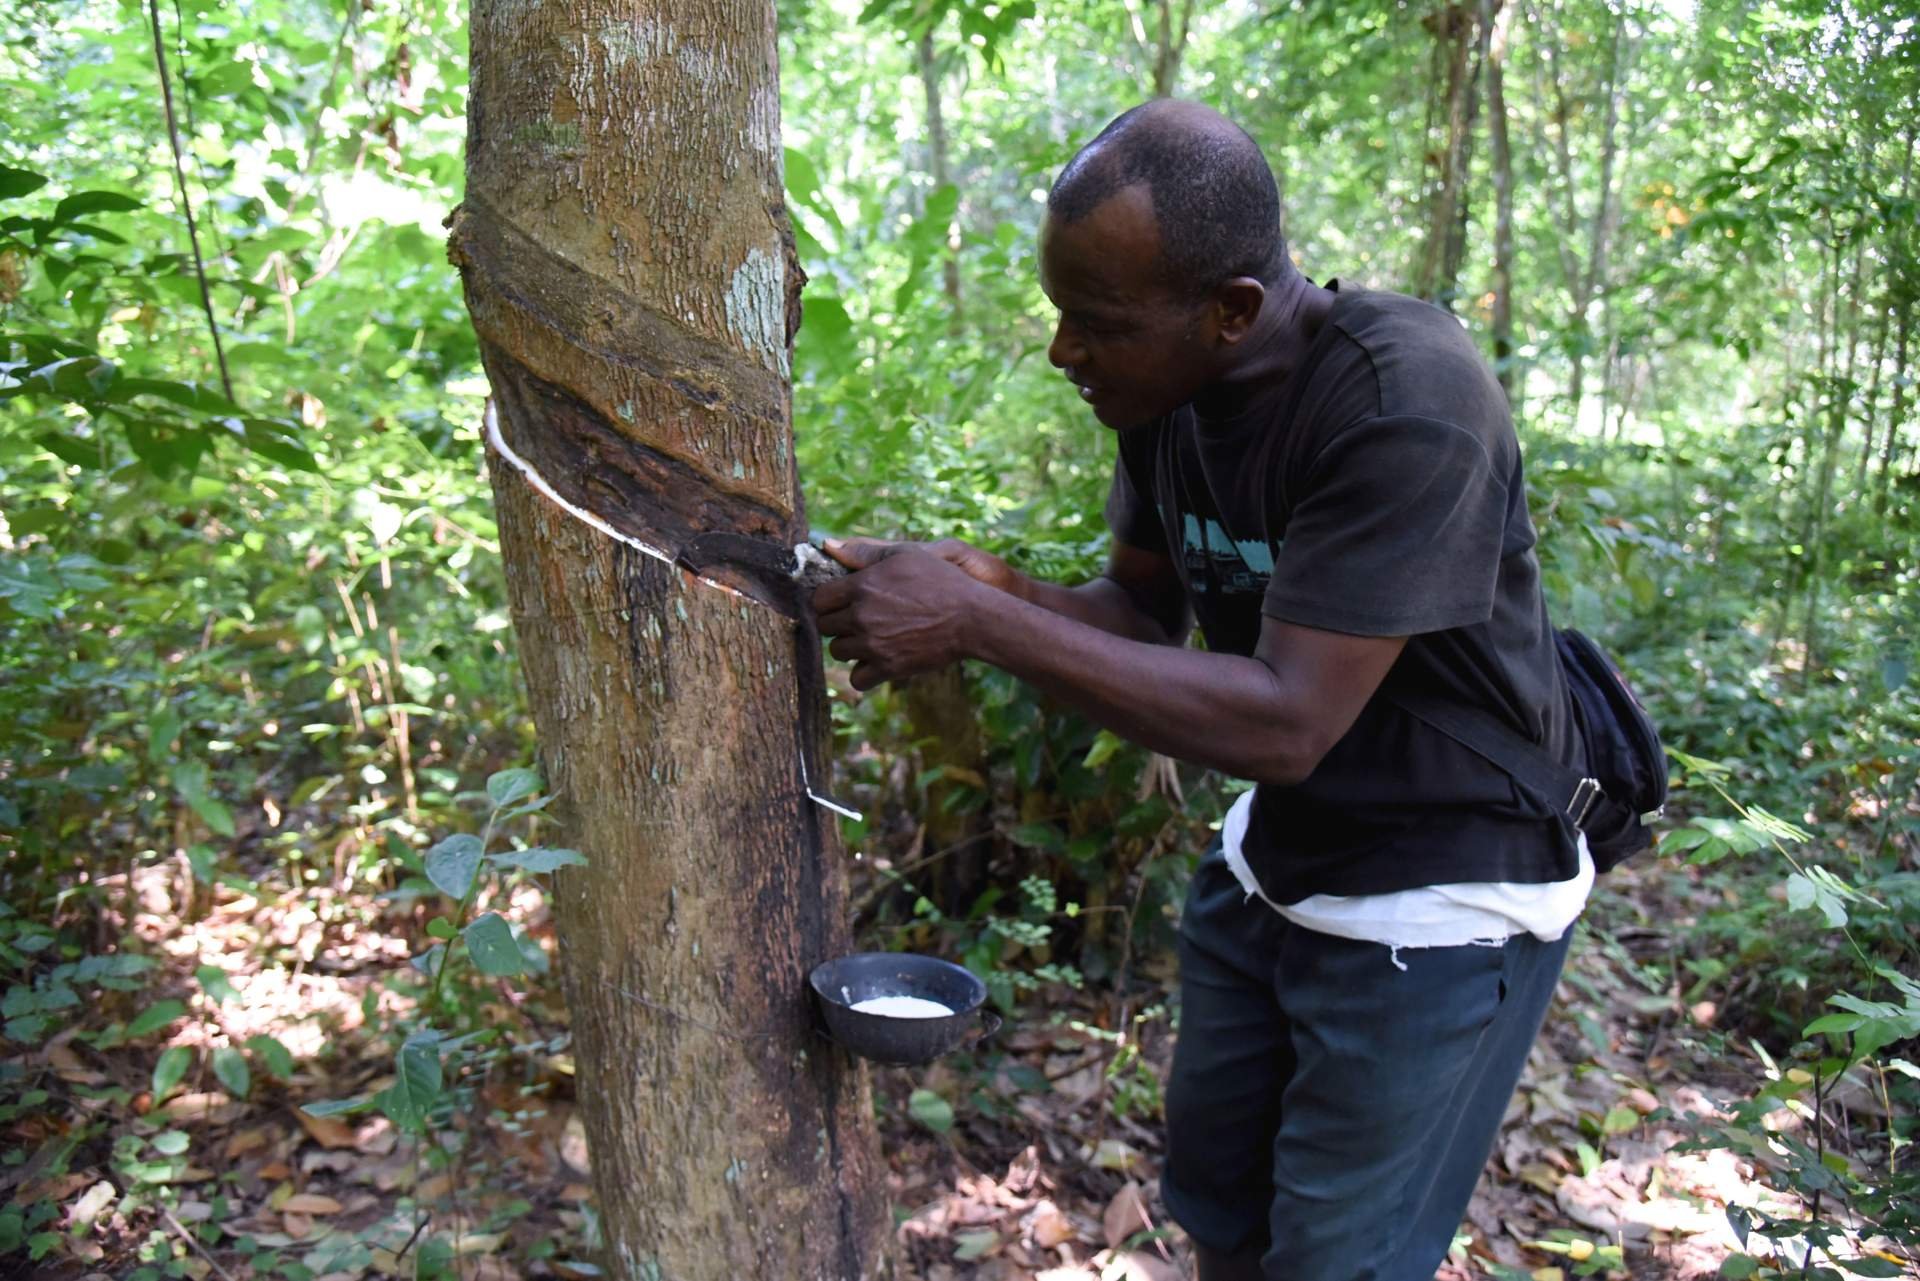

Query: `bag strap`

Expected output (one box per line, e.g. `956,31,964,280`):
1386,689,1606,831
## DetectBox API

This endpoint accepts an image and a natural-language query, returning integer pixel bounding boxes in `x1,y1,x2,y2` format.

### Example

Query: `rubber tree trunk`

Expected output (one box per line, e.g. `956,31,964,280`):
449,1,891,1277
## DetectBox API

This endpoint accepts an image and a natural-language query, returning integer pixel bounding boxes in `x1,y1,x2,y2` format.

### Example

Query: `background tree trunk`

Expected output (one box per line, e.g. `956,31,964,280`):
917,27,963,322
908,20,992,909
451,1,891,1277
1486,0,1517,407
1414,0,1485,305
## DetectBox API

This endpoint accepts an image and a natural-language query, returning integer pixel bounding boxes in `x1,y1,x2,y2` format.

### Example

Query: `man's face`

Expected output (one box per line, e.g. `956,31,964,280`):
1038,185,1214,430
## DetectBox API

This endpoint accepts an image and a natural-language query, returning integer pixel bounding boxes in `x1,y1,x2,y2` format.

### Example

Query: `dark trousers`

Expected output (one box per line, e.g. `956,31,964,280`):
1163,850,1576,1281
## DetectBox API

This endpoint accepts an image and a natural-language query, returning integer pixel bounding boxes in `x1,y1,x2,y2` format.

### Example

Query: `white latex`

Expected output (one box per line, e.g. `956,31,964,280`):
850,995,952,1019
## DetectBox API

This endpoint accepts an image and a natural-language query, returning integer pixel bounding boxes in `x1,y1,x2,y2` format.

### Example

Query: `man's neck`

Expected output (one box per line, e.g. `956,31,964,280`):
1192,272,1334,420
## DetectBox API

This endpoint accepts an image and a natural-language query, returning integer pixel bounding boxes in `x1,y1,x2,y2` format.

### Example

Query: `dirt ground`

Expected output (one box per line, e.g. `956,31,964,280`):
3,856,1834,1281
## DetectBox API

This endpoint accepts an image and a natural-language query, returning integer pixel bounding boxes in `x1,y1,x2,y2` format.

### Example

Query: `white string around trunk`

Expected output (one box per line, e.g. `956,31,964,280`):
483,402,862,823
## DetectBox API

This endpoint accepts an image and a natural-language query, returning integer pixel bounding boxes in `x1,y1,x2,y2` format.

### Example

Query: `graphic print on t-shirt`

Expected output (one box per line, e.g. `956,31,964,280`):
1182,512,1275,596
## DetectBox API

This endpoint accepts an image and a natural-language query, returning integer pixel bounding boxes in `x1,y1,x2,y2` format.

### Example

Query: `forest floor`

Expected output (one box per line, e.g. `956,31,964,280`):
5,855,1839,1281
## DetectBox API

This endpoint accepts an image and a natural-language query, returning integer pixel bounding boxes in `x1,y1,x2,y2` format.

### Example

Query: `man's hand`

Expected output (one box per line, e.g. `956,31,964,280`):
825,536,1023,598
812,543,996,692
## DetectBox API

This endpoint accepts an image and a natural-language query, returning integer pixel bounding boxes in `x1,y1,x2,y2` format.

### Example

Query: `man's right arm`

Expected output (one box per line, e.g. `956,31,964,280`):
824,537,1190,647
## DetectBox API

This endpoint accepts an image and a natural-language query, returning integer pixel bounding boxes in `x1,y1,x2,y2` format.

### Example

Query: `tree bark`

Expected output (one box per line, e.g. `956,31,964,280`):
450,1,890,1277
908,24,992,906
916,28,962,321
1531,0,1628,428
1414,1,1484,305
1152,0,1196,98
1486,0,1515,404
1862,126,1914,498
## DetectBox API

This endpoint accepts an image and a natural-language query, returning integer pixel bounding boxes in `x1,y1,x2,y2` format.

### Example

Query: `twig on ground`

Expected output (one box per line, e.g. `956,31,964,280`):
163,1205,238,1281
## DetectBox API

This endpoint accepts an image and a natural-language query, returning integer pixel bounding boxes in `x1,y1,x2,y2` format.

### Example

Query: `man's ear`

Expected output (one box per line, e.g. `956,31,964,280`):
1212,277,1266,345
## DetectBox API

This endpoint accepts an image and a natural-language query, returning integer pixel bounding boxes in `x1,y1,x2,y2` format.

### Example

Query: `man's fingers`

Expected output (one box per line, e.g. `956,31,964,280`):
823,536,896,570
828,635,872,664
811,575,856,616
814,606,857,637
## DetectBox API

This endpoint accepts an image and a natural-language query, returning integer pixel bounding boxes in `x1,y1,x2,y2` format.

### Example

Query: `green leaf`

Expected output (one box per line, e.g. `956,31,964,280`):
34,431,104,469
245,1034,294,1080
1008,823,1063,853
1081,730,1126,771
1600,1105,1639,1136
147,705,182,766
1836,1260,1903,1278
300,1096,371,1118
462,912,524,977
425,834,484,899
0,166,49,199
485,768,541,808
239,419,319,472
195,965,239,1005
1803,1012,1864,1037
212,1045,250,1099
151,1046,192,1101
1718,1256,1759,1280
486,847,586,874
952,1229,998,1261
374,1033,443,1133
53,191,142,222
126,999,187,1039
172,761,236,838
908,1088,953,1134
783,146,843,233
426,917,456,940
150,1130,191,1156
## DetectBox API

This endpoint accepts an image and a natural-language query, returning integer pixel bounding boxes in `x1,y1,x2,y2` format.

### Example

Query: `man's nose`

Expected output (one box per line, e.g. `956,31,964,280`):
1047,321,1083,371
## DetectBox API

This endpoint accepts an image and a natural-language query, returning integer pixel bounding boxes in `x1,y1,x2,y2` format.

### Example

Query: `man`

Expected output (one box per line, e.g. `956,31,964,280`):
811,100,1590,1281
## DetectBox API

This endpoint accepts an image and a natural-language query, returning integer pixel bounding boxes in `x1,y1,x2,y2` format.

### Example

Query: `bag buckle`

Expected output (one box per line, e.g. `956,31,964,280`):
1568,777,1603,828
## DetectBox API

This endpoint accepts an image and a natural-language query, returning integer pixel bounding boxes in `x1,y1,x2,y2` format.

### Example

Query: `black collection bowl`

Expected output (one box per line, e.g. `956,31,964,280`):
809,951,1001,1066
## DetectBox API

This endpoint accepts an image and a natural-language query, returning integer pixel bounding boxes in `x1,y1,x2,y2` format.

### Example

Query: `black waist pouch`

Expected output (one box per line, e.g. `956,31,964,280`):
1390,628,1668,873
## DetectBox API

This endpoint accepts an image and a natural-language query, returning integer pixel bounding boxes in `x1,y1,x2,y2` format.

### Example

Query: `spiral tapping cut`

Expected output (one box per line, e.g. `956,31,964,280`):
483,402,861,822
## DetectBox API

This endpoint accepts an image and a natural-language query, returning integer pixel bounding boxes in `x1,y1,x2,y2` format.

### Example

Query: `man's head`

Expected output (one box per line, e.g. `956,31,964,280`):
1040,100,1292,428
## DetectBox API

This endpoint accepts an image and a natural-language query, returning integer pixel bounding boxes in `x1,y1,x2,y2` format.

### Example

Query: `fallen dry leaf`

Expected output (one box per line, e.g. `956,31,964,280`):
1089,1139,1144,1174
226,1128,272,1159
450,1230,507,1255
1108,1250,1181,1281
296,1110,358,1150
1101,1181,1150,1251
158,1092,243,1125
281,1211,314,1239
280,1193,343,1215
69,1180,117,1228
355,1116,397,1155
559,1114,590,1174
1028,1200,1076,1249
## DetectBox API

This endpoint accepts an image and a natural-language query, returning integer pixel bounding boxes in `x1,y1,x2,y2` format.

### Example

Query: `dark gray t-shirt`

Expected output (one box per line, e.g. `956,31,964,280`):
1105,282,1581,901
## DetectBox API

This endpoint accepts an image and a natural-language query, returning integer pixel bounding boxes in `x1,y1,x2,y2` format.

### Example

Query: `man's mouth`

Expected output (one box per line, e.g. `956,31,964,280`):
1072,380,1098,403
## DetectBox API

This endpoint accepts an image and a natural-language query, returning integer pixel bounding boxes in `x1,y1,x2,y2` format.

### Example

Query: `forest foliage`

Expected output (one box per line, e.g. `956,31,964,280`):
1,0,1917,1277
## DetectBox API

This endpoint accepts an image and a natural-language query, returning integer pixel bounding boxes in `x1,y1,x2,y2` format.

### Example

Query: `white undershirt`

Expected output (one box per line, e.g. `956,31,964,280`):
1218,789,1592,968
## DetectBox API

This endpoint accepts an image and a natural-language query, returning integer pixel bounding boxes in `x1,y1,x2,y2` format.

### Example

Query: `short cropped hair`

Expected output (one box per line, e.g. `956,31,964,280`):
1048,102,1289,299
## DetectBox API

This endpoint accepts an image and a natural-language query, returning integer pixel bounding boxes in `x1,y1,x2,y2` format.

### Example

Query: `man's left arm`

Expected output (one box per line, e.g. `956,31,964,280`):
811,546,1404,786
